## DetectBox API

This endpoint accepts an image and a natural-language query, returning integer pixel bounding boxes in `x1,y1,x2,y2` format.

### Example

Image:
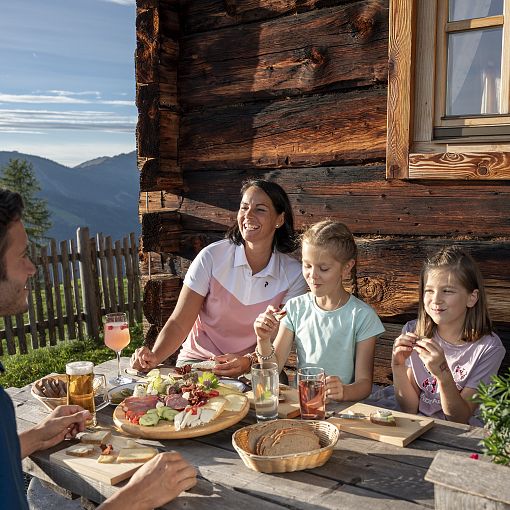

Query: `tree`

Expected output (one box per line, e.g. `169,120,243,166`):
0,159,52,245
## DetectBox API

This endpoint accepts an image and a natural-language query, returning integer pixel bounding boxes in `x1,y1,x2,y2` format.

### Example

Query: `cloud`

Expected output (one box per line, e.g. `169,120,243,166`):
0,109,136,133
101,0,135,5
0,91,133,106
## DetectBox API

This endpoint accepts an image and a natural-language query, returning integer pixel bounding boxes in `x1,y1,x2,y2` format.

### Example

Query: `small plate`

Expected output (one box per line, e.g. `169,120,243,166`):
108,382,140,405
218,378,248,392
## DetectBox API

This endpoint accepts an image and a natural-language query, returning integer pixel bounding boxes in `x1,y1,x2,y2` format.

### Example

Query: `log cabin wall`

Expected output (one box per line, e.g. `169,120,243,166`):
136,0,510,384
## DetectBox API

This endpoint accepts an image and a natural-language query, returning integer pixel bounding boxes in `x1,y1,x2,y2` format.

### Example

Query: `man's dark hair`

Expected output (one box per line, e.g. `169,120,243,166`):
0,189,24,280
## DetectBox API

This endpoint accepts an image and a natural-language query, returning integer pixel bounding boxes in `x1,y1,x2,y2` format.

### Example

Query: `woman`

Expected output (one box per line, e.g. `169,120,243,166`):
131,179,308,377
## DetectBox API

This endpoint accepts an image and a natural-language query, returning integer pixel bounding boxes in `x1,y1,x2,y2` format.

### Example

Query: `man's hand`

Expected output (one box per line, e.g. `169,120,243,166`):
213,354,251,377
130,346,159,371
99,451,197,510
20,405,90,458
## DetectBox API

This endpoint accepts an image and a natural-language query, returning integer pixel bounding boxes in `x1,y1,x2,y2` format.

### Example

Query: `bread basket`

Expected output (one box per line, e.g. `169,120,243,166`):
31,374,67,411
232,419,339,473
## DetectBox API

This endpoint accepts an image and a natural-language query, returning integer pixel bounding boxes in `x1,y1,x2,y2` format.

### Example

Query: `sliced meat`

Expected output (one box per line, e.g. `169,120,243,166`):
164,394,189,411
121,395,159,414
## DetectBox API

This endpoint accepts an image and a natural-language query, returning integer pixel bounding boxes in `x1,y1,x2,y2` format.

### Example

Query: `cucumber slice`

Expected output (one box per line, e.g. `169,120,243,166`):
139,413,160,427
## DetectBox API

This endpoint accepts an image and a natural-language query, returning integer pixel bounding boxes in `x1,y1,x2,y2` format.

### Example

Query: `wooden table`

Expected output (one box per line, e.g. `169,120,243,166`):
10,358,487,509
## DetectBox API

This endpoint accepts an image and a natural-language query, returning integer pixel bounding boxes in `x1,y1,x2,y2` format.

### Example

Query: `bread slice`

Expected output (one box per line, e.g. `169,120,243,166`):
247,420,310,454
97,453,118,464
117,447,158,463
80,430,112,445
369,410,397,427
259,428,321,456
65,444,96,457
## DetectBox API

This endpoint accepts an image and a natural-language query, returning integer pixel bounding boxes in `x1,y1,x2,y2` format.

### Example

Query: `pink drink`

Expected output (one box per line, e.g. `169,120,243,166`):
104,322,130,351
298,379,326,420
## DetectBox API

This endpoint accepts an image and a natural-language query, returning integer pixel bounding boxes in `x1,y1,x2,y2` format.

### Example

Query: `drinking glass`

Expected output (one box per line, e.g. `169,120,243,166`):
251,362,279,422
104,312,134,385
297,366,326,420
66,361,109,427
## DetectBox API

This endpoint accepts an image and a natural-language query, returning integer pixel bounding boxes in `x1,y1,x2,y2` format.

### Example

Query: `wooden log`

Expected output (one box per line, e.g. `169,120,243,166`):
40,246,56,346
139,158,183,192
179,0,357,33
60,240,76,340
31,246,47,347
130,233,143,322
97,234,111,314
50,239,65,342
178,2,388,107
136,83,161,159
141,211,182,253
70,239,84,341
142,274,181,326
136,4,160,85
177,88,387,170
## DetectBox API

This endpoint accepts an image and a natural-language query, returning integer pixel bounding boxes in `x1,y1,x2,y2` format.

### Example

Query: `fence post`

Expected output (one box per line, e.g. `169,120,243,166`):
77,227,100,340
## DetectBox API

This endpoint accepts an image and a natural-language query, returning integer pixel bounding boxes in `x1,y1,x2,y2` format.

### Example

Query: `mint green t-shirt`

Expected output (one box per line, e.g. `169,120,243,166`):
281,293,385,382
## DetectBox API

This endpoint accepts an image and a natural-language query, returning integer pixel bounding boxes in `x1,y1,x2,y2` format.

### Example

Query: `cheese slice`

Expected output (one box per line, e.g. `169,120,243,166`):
66,444,95,457
223,394,246,412
201,396,226,420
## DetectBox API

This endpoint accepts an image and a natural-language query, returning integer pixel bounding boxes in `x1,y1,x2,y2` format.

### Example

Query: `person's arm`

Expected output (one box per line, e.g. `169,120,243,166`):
19,406,90,458
392,332,420,413
97,452,196,510
326,337,376,401
131,286,205,370
436,370,476,423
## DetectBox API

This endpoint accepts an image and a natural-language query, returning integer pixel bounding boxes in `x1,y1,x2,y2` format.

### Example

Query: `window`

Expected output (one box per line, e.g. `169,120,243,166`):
387,0,510,179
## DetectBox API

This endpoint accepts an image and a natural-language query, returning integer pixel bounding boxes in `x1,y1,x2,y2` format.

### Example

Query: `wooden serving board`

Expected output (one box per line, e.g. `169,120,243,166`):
112,395,250,439
246,384,301,419
49,435,148,485
328,403,434,447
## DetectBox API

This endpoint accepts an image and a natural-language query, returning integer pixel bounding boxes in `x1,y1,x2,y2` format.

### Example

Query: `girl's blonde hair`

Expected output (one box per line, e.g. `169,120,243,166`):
415,246,493,342
300,220,357,264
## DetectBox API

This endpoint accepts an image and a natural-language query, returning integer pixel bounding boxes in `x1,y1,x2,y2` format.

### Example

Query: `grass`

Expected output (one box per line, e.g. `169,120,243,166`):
0,322,144,388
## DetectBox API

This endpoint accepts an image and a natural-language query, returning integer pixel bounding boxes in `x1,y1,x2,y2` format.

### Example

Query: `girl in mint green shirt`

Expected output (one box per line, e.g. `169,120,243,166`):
254,220,384,402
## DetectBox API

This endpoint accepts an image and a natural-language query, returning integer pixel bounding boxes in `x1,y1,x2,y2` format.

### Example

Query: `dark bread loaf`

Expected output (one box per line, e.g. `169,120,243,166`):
247,420,310,453
257,427,320,456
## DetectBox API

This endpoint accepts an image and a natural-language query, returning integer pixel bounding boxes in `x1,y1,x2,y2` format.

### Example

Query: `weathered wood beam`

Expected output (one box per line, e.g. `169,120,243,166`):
177,2,388,107
141,210,182,252
177,88,388,170
142,274,181,325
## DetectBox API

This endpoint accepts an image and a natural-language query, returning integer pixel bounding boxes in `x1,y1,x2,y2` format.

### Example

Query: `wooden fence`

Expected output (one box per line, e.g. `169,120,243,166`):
0,227,142,356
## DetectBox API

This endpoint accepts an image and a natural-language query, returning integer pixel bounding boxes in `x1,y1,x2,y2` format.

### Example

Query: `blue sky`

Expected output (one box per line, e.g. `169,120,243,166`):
0,0,136,167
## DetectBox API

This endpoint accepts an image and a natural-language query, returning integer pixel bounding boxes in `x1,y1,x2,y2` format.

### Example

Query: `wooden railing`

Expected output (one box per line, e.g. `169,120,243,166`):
0,228,142,355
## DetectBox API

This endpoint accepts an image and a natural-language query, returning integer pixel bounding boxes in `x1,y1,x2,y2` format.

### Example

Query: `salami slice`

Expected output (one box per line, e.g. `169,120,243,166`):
164,394,189,411
122,395,159,414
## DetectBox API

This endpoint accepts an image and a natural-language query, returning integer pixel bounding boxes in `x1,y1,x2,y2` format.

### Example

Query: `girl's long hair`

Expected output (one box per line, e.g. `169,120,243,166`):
415,246,493,342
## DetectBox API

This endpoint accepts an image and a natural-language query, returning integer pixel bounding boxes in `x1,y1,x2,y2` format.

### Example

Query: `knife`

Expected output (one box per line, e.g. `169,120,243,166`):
124,368,149,378
327,411,368,420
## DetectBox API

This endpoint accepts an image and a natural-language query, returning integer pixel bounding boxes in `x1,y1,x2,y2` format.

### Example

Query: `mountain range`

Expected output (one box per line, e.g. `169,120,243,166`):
0,151,140,242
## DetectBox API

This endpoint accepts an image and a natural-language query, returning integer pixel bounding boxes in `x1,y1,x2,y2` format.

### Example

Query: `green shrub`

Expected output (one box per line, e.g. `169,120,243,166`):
0,323,144,388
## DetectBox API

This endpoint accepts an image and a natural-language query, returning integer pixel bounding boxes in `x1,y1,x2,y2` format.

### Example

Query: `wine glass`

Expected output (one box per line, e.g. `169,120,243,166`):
104,312,135,385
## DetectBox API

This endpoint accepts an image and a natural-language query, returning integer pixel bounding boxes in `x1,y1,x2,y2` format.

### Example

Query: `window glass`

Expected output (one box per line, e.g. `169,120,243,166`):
449,0,503,21
446,28,502,115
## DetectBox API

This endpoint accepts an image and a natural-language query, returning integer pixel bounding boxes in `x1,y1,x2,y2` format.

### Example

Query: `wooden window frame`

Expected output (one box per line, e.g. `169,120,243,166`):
386,0,510,180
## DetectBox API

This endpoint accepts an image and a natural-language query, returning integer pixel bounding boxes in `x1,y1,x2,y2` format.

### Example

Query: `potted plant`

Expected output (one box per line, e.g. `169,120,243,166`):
425,369,510,509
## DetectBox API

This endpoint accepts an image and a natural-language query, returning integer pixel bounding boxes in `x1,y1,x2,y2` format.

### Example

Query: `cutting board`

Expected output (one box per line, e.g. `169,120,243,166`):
246,384,301,419
328,403,434,447
49,434,149,485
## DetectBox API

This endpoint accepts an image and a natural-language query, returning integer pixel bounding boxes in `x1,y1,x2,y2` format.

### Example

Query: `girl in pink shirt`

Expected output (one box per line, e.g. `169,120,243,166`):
392,246,505,424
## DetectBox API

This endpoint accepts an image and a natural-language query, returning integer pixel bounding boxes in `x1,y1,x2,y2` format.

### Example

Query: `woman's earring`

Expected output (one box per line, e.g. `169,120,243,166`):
275,224,279,228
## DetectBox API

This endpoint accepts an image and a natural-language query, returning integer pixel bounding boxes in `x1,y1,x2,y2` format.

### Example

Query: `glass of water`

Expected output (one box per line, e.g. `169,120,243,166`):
251,362,279,422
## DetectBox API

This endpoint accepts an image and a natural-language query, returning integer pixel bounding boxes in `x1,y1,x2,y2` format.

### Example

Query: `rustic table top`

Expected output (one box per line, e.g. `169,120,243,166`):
10,358,486,510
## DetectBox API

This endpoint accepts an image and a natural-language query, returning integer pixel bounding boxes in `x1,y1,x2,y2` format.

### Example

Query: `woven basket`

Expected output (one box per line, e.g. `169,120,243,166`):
31,374,67,411
232,419,339,473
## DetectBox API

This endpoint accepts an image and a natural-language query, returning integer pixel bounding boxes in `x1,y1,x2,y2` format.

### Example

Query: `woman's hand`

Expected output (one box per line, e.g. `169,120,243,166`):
212,354,251,377
413,337,448,378
130,346,160,372
392,332,418,367
325,375,344,401
254,305,280,341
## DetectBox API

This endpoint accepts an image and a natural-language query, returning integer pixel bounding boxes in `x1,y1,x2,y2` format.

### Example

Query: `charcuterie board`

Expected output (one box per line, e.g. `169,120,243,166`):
112,394,250,439
328,403,434,447
246,384,301,419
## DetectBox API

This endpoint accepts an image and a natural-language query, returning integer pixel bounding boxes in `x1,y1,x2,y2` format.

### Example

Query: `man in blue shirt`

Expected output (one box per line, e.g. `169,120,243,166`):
0,189,196,509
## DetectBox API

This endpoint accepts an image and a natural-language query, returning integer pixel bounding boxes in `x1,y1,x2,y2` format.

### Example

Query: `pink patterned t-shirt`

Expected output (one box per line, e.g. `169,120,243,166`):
403,320,506,425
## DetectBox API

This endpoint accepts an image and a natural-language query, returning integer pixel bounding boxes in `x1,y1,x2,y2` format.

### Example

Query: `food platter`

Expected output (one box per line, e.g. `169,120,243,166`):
113,394,250,439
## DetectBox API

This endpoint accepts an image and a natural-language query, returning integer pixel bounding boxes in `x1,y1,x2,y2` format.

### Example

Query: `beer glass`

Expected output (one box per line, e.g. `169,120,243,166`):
251,362,279,422
297,366,326,420
66,361,109,427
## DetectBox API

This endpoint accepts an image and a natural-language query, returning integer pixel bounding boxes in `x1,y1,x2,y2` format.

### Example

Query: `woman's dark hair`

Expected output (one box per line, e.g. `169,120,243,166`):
415,246,493,342
0,189,24,280
226,179,297,253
